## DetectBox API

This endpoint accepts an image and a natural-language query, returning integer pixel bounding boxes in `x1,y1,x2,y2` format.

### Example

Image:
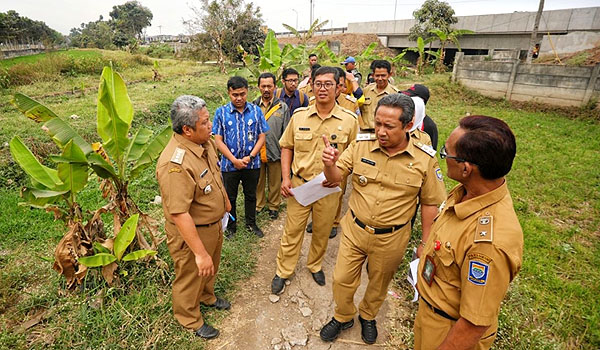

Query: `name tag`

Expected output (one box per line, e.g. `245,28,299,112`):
361,157,376,166
299,127,310,131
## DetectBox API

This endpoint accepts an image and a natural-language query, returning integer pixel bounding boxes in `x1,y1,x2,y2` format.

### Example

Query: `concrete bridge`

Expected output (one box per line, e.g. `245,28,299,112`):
348,6,600,59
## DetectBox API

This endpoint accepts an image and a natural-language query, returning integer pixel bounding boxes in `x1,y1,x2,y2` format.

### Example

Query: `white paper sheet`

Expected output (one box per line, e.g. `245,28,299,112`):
221,212,232,231
407,257,420,303
290,172,341,207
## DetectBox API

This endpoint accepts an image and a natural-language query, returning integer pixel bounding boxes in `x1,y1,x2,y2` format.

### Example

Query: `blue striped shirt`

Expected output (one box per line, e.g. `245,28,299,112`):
212,102,269,172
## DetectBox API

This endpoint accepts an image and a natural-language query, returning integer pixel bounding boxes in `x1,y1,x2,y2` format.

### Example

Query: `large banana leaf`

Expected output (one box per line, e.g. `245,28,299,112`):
78,253,117,267
125,128,154,162
129,125,172,179
55,141,89,195
281,44,305,66
12,93,92,155
21,188,65,207
114,214,139,261
11,93,59,122
122,249,157,262
97,66,133,165
87,153,118,179
9,136,62,189
262,30,281,70
316,41,338,61
358,42,378,60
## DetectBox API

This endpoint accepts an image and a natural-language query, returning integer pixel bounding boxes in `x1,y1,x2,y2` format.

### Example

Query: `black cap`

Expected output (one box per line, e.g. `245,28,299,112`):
402,84,430,105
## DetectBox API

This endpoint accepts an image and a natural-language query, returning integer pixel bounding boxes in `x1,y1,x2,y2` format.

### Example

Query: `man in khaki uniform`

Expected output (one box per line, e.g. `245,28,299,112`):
271,66,358,294
252,72,291,219
319,93,446,345
415,115,523,350
300,64,320,106
359,60,398,131
156,95,232,339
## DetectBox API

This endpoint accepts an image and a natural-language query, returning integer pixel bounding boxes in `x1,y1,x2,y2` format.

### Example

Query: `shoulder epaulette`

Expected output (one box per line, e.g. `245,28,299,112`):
415,141,436,157
356,133,376,141
293,106,310,114
337,106,357,119
345,94,357,103
309,96,315,102
474,215,494,243
391,85,400,92
170,147,185,164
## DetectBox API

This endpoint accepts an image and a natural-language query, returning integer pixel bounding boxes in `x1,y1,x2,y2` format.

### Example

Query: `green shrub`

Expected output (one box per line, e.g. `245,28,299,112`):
139,43,175,59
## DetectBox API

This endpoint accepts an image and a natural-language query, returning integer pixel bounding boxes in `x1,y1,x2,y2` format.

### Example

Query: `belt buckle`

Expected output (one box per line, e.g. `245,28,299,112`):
364,225,376,234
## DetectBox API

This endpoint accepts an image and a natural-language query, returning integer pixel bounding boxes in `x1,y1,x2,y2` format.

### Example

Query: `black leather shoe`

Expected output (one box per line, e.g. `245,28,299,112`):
358,315,378,344
268,210,279,219
195,323,219,339
311,270,326,286
225,225,236,239
271,275,287,294
320,317,354,342
247,224,264,238
329,227,338,239
306,221,313,233
201,297,231,310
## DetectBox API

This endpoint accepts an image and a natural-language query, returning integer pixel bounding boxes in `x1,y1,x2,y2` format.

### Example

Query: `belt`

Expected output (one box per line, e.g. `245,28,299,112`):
293,173,309,183
195,219,221,227
350,210,406,234
421,297,458,321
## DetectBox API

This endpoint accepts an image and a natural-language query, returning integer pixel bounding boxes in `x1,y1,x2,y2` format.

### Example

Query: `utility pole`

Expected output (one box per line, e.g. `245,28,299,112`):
526,0,544,63
394,0,398,20
310,0,314,27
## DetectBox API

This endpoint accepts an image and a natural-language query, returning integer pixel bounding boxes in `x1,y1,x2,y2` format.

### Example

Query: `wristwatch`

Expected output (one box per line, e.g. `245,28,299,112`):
249,154,256,160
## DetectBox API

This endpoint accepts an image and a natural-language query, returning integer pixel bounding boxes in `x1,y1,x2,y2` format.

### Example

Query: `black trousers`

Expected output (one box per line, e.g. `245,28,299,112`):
222,168,260,227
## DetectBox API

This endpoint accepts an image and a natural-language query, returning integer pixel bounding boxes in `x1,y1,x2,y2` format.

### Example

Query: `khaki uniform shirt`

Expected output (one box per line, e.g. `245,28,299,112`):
336,136,446,227
417,182,523,326
279,104,358,181
156,133,227,225
337,93,360,116
299,85,316,106
411,129,432,147
359,83,399,130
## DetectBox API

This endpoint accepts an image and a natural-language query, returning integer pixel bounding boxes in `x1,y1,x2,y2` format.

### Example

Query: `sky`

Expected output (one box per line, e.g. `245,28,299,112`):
1,0,598,36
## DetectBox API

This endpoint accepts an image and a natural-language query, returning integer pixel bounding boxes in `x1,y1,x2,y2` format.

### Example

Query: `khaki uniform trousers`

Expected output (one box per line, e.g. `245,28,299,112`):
333,177,348,227
276,175,341,278
333,213,411,322
414,299,498,350
256,161,282,212
165,221,223,330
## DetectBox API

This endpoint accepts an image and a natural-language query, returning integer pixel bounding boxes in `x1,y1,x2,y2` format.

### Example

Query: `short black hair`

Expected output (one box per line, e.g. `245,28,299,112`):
313,66,340,83
282,68,300,80
227,76,248,90
309,53,317,59
257,72,276,86
456,115,517,180
371,60,392,73
375,93,414,127
310,64,322,81
335,67,346,83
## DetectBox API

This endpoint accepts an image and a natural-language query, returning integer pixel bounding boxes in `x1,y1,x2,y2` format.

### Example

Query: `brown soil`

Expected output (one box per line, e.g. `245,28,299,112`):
278,34,398,58
207,184,413,349
535,45,600,66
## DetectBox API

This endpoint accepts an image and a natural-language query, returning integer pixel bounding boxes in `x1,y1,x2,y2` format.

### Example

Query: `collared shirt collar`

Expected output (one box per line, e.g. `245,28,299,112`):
173,132,206,159
305,103,344,121
452,181,509,219
226,101,250,114
369,132,416,157
260,96,274,109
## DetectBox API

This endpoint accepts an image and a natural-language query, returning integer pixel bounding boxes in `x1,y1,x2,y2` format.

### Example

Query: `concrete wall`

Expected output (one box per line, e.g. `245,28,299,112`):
452,52,600,107
540,31,600,54
348,7,600,35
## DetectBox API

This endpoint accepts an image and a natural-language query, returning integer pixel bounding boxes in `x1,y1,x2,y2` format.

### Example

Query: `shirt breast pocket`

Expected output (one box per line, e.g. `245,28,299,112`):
331,134,349,150
435,247,460,286
194,178,214,201
354,163,378,184
394,172,422,197
294,132,313,152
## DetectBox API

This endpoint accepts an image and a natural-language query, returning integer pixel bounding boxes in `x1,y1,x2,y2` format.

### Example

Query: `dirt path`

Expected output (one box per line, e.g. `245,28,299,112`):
209,187,412,350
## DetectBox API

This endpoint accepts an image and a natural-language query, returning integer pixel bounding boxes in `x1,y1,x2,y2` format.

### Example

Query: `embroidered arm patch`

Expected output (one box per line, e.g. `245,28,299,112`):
468,260,489,285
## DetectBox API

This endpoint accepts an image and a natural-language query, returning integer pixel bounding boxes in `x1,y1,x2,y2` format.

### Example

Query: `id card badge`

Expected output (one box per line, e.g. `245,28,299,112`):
422,255,436,286
247,131,255,142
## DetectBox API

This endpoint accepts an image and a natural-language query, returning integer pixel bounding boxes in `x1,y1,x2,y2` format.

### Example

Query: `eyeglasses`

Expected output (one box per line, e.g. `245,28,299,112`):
440,145,469,163
314,81,336,90
284,78,298,83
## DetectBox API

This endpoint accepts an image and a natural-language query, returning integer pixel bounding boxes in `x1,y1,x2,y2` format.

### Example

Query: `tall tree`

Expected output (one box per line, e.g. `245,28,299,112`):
185,0,265,73
0,10,64,45
109,1,153,41
408,0,457,42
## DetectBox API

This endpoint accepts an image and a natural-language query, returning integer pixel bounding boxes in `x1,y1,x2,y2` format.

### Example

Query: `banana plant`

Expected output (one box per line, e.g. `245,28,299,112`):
232,30,306,84
9,64,171,288
429,28,474,73
405,36,436,76
78,214,157,284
